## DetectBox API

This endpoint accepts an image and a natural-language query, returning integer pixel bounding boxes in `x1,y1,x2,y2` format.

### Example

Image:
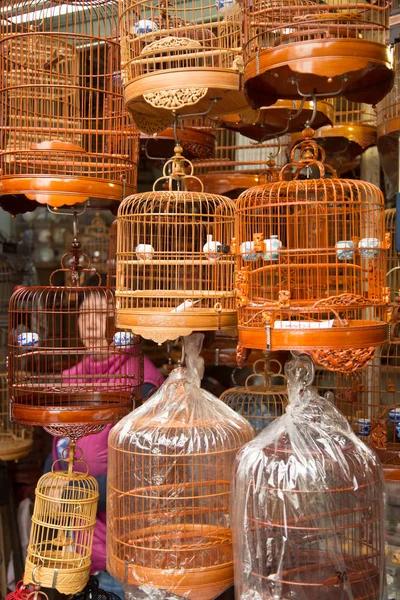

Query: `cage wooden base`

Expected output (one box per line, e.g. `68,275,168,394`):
244,40,393,107
0,437,33,462
117,309,238,344
142,126,216,159
293,124,377,158
24,554,91,595
125,70,246,121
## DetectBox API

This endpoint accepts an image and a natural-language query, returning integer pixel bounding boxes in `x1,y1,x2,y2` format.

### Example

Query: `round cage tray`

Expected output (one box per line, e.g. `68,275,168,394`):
221,99,334,142
117,308,237,344
188,169,271,196
24,553,91,595
141,125,216,160
244,40,393,108
0,436,33,462
292,123,377,159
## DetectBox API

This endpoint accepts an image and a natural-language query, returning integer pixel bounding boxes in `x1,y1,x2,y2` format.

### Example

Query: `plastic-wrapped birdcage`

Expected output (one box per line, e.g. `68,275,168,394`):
232,354,386,600
8,247,143,440
24,444,99,594
107,334,254,600
235,130,390,374
220,358,287,434
242,0,393,107
116,146,236,343
0,0,138,210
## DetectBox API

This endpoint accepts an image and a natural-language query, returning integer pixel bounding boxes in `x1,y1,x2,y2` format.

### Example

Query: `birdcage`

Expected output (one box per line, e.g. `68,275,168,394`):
220,357,287,434
235,131,390,374
141,117,217,160
0,0,139,210
107,334,254,600
220,99,334,143
242,0,393,108
232,354,386,600
8,247,143,440
24,443,99,594
192,129,290,196
386,208,400,298
116,145,237,344
0,358,32,461
118,0,246,128
292,98,377,160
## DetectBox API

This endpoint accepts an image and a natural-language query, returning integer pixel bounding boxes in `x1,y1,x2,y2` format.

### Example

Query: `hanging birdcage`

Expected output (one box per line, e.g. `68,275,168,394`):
220,358,287,434
232,354,386,600
8,245,143,440
24,444,99,595
220,99,334,143
116,145,236,343
0,0,139,211
235,130,390,374
0,357,32,461
118,0,246,129
192,129,290,196
242,0,393,108
107,334,254,600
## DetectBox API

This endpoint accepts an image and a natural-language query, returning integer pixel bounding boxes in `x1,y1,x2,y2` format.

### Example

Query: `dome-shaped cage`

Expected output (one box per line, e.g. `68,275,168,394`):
0,0,139,210
0,357,32,461
24,445,99,595
385,208,400,298
116,147,237,343
235,132,390,374
107,335,254,599
231,355,386,600
8,258,143,439
219,358,288,434
242,0,393,108
118,0,246,126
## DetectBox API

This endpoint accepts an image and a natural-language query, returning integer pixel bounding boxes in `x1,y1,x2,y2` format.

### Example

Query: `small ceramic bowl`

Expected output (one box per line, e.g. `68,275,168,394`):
358,237,380,259
17,332,39,347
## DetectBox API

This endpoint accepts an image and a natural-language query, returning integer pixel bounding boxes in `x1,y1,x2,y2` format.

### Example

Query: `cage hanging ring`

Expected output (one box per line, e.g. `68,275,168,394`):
214,302,222,312
31,565,42,586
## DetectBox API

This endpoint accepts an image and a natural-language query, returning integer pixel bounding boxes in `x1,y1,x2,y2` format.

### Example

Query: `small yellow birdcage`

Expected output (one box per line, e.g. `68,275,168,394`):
118,0,246,128
116,145,237,343
220,358,288,433
235,130,390,373
0,359,32,461
242,0,393,107
24,444,99,595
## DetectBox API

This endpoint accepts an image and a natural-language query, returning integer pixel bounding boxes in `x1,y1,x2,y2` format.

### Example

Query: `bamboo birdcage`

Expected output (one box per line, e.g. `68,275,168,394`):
192,129,290,196
8,247,143,440
24,444,99,595
242,0,393,108
116,145,237,343
385,208,400,299
220,358,287,434
107,336,254,600
118,0,246,129
235,131,390,374
0,0,139,210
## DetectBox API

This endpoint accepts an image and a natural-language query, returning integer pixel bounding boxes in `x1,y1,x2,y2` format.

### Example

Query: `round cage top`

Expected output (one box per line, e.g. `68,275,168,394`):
235,132,390,373
0,0,138,211
8,272,143,439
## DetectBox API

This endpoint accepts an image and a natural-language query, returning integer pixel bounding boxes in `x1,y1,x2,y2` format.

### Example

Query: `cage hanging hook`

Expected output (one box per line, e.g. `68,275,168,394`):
254,97,307,145
304,94,318,129
290,74,349,99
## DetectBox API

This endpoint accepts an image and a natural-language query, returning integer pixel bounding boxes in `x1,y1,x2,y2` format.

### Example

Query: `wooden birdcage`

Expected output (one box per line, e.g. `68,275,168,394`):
116,145,237,343
235,131,390,374
220,358,287,434
292,98,377,160
24,443,99,594
141,117,217,160
0,0,139,210
8,247,143,440
118,0,246,128
192,129,290,196
242,0,393,108
385,208,400,298
0,358,32,461
107,351,254,600
220,99,334,143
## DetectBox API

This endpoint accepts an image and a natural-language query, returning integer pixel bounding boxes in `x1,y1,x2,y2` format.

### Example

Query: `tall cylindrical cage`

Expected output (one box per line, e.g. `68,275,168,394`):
0,0,139,209
116,149,237,343
0,358,32,461
235,133,390,374
118,0,246,126
8,276,143,439
242,0,393,107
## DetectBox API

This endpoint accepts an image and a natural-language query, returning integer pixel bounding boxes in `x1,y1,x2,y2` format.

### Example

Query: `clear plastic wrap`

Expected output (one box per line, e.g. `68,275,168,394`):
232,354,386,600
107,334,254,600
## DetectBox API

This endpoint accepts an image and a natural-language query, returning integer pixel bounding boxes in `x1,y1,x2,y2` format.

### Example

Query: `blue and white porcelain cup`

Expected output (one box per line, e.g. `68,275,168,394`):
133,20,159,36
356,418,371,437
17,332,39,347
263,235,282,261
358,237,380,259
335,240,355,261
389,409,400,424
113,331,136,347
240,241,260,261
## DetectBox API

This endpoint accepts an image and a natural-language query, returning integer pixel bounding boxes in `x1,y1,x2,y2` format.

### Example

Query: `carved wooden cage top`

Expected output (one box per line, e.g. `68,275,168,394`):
235,133,389,373
242,0,393,107
8,276,143,439
0,0,139,209
118,0,246,126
